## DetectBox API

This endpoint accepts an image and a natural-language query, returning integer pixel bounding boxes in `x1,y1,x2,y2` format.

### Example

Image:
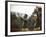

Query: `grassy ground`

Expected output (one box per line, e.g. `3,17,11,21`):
20,27,41,32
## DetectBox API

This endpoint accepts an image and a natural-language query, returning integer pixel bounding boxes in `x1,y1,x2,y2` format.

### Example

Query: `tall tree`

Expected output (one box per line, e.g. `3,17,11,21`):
23,14,28,29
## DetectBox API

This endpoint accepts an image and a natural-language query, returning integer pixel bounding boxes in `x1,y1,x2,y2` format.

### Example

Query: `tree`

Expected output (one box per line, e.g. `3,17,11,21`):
27,15,35,31
33,6,42,30
11,12,17,32
23,14,28,29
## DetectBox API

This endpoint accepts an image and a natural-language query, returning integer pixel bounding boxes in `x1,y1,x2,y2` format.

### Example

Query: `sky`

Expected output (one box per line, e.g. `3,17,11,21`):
10,4,36,18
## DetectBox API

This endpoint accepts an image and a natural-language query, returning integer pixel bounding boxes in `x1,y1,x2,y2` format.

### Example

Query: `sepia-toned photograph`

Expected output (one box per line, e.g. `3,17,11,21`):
11,5,42,32
6,1,45,36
